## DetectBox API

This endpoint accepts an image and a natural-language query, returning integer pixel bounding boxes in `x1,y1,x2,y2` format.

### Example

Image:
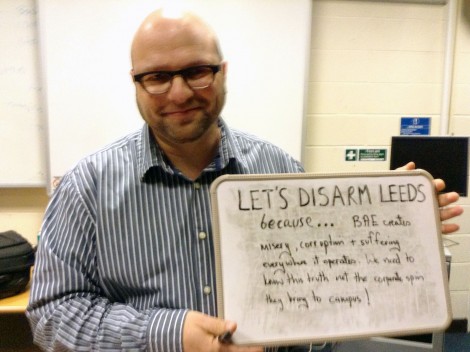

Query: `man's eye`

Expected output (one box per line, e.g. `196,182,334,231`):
144,73,170,83
185,67,210,79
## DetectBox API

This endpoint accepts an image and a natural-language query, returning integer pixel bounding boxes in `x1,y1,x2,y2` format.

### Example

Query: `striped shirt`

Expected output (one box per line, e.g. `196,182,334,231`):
26,119,304,351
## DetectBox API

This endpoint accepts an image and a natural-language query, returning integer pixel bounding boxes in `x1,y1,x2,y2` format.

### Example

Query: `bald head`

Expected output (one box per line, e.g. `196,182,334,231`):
131,9,222,71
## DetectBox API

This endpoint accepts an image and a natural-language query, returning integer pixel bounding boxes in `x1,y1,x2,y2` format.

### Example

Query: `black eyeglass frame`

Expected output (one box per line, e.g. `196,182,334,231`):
133,64,222,94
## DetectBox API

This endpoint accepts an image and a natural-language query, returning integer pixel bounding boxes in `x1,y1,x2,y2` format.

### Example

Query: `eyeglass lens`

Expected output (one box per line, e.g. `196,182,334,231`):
139,66,219,94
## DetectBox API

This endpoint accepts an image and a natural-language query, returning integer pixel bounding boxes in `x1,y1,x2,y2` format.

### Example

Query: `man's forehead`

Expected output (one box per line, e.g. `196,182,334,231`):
135,48,218,73
132,36,217,70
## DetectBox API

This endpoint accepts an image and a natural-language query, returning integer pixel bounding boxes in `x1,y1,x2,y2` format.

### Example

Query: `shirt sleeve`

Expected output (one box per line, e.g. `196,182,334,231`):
26,170,187,352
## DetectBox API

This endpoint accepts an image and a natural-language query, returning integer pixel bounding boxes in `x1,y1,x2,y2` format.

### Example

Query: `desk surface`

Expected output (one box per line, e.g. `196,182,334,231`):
0,289,29,313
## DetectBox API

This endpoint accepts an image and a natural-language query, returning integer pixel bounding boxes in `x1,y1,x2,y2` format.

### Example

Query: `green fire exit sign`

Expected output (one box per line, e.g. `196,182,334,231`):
345,149,387,162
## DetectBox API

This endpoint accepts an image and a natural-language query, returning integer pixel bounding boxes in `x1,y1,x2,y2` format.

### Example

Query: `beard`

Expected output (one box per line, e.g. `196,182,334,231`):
137,98,221,146
157,112,216,144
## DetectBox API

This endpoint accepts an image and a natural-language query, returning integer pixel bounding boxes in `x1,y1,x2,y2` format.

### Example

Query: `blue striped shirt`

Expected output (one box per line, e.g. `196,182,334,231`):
27,119,304,351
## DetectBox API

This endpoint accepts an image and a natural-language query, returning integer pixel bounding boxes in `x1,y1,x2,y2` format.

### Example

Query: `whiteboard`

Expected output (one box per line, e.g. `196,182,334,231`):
210,170,450,346
0,0,46,186
38,0,311,191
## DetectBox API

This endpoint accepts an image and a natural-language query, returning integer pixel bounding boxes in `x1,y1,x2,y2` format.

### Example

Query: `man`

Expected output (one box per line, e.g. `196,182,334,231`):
26,9,463,352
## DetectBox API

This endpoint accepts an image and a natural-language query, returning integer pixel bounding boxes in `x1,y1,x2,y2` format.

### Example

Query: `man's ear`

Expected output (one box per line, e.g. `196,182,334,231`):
130,68,136,82
221,61,227,75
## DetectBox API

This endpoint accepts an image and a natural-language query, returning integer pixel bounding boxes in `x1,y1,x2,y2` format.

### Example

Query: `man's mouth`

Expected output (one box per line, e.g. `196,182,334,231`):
163,107,200,116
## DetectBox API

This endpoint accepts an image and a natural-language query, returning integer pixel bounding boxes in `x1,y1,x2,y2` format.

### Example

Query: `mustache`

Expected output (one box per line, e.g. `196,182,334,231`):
161,100,206,115
162,106,201,115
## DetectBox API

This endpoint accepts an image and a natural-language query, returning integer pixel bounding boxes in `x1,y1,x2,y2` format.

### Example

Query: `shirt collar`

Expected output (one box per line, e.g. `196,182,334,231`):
218,118,248,170
138,125,170,180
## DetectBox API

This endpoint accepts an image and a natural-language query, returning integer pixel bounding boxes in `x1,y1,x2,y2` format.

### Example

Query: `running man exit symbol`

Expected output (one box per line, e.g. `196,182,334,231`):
345,149,357,161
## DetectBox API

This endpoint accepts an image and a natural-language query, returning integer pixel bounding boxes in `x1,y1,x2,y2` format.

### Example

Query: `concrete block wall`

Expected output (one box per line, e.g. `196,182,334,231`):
304,0,470,327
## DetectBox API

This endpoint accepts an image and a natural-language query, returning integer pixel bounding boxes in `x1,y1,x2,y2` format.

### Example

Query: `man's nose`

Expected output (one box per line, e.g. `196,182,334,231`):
166,76,194,103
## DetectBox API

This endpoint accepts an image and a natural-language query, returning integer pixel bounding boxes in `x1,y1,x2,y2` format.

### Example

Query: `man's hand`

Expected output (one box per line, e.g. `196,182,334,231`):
182,311,264,352
397,162,463,234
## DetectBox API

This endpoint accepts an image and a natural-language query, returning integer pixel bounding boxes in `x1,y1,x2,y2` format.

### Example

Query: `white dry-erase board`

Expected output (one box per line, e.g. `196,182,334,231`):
0,0,46,186
210,170,451,347
37,0,311,191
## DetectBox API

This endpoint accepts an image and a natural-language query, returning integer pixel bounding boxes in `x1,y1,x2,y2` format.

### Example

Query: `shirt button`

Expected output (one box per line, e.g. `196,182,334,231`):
198,231,207,240
194,182,201,190
203,286,212,295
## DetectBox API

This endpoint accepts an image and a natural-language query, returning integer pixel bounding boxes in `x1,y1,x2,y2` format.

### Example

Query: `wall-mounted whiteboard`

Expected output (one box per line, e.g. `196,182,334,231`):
210,170,450,346
0,0,46,186
38,0,311,191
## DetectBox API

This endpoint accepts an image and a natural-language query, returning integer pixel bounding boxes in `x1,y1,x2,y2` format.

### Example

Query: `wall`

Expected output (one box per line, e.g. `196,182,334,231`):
449,0,470,327
40,0,309,189
304,0,470,327
1,0,470,332
0,188,48,246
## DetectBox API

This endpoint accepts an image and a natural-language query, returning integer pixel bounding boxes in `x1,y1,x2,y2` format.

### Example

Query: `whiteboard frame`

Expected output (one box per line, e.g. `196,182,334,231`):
210,170,451,347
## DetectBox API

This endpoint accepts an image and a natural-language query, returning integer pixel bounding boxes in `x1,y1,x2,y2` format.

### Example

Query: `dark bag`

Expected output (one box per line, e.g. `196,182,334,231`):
0,231,35,299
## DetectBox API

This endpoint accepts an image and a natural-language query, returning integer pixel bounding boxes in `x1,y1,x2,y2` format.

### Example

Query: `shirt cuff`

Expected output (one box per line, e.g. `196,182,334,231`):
147,308,188,352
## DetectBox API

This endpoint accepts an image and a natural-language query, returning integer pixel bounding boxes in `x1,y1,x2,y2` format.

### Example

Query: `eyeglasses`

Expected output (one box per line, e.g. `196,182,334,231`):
133,64,222,95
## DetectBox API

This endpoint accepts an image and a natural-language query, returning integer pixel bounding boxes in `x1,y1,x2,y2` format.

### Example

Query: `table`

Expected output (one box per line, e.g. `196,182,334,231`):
0,288,29,313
